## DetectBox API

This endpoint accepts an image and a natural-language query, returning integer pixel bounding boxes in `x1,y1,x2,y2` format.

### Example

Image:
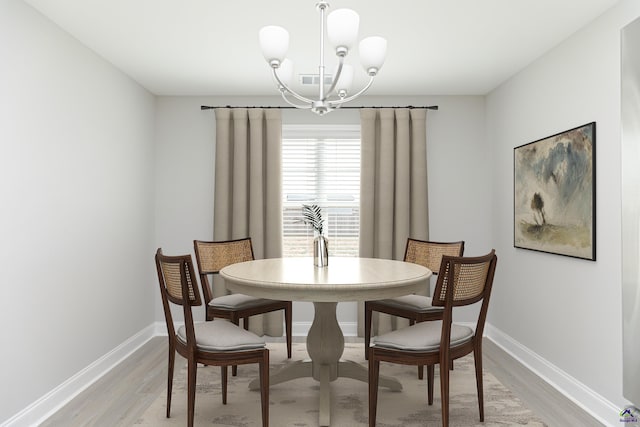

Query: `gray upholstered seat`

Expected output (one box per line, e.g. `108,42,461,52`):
209,294,275,310
177,319,265,351
374,295,444,313
372,320,473,352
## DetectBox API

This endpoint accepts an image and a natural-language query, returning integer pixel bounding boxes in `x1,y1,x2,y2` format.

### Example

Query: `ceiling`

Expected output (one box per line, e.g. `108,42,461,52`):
23,0,619,97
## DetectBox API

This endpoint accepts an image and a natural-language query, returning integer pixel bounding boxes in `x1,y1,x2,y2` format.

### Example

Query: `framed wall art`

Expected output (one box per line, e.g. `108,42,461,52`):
513,122,596,260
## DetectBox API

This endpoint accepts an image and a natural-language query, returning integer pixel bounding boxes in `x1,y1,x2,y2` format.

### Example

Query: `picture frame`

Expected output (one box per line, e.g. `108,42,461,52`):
513,122,596,260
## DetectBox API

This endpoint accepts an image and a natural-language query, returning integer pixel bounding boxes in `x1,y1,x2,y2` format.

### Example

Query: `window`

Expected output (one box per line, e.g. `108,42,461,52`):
282,125,360,257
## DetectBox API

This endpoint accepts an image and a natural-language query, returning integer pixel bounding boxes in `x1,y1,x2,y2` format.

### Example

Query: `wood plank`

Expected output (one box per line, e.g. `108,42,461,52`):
40,337,167,427
482,339,603,427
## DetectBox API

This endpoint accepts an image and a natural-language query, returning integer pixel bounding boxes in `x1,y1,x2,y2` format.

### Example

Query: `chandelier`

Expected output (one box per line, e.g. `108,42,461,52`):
258,1,387,115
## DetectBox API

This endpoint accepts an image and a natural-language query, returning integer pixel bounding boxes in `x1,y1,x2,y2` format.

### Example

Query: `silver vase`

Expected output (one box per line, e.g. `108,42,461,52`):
313,235,329,267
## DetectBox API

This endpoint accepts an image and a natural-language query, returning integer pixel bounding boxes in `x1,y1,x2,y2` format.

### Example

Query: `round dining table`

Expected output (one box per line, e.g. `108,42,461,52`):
220,256,432,427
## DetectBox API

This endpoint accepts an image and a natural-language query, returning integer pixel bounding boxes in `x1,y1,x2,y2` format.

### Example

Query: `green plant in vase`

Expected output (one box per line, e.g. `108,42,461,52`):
301,204,324,235
301,204,328,267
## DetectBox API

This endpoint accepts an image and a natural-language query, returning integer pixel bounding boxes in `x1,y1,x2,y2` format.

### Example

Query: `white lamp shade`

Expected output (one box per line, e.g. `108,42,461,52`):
327,9,359,50
335,64,354,94
359,36,387,74
276,58,294,86
259,25,289,64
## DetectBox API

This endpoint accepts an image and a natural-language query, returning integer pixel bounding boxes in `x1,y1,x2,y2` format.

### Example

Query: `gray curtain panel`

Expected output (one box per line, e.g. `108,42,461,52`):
358,108,429,336
213,108,284,336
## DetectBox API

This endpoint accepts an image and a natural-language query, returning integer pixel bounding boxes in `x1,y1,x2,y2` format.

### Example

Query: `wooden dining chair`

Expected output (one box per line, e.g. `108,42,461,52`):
194,238,292,375
368,250,497,427
155,249,269,427
364,238,464,378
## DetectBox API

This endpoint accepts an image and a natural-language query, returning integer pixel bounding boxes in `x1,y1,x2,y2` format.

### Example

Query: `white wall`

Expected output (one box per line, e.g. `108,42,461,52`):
154,95,490,328
486,0,640,422
621,16,640,407
0,0,156,423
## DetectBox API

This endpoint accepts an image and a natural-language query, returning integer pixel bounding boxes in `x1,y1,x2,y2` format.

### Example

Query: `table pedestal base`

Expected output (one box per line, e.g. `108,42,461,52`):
248,302,402,426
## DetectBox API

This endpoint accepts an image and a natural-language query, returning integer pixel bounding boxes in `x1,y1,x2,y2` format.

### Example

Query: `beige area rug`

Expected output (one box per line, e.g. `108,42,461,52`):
136,342,547,426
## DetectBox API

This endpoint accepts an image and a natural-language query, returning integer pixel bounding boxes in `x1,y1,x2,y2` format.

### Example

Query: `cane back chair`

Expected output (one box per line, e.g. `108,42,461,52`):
194,238,292,375
368,249,497,427
365,238,464,378
155,249,270,427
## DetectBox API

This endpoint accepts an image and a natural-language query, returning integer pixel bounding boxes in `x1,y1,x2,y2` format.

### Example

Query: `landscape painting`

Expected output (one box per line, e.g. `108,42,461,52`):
514,122,596,260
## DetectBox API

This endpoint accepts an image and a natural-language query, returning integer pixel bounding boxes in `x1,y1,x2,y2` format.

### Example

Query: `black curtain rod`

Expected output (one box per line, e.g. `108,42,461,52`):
201,105,438,111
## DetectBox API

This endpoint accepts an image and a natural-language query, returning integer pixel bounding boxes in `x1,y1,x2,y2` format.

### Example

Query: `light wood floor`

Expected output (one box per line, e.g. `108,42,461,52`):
40,337,603,427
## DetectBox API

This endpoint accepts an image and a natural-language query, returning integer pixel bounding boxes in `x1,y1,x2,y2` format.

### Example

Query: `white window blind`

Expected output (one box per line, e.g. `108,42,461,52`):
282,125,361,257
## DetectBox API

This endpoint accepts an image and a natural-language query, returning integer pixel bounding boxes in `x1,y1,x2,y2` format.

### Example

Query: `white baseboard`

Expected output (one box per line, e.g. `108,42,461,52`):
1,325,156,427
485,324,619,426
154,320,169,336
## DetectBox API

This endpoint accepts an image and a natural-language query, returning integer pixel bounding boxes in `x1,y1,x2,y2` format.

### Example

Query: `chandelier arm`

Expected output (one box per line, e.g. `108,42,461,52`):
272,68,314,104
328,75,375,107
323,56,345,101
279,91,313,109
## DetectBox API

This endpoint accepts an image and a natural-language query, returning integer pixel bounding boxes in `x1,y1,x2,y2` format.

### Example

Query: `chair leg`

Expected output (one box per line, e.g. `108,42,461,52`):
260,350,270,427
427,364,434,405
440,361,450,427
231,315,240,376
474,345,485,421
368,353,380,427
410,320,424,379
364,303,372,360
221,366,228,404
285,302,292,359
187,358,197,427
166,344,175,417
